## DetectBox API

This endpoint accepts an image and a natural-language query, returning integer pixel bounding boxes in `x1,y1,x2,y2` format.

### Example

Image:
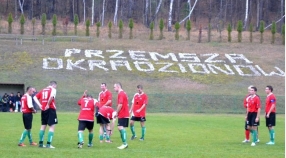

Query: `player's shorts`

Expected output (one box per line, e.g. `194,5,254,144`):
96,114,110,124
247,112,260,126
266,112,276,127
78,120,94,131
41,109,58,126
118,118,129,127
23,113,33,129
131,116,146,122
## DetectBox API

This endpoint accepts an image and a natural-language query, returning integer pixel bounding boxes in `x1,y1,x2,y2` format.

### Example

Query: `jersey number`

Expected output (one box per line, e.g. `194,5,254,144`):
84,100,89,107
42,91,49,100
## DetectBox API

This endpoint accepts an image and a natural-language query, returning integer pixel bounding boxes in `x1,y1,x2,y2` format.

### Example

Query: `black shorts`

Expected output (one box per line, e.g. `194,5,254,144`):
266,112,276,127
23,113,33,129
131,116,146,122
96,114,110,124
118,118,129,127
41,109,58,126
244,121,248,130
78,120,94,131
247,112,260,126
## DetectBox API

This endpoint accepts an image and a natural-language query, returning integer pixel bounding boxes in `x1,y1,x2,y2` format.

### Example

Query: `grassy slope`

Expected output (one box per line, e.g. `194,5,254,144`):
0,113,284,158
0,32,284,112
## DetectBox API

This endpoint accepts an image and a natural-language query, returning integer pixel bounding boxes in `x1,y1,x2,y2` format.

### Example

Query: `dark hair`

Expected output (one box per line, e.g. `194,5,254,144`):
101,83,107,86
50,81,57,86
137,85,143,89
266,85,273,92
251,86,257,92
115,82,122,88
86,94,93,98
26,86,32,92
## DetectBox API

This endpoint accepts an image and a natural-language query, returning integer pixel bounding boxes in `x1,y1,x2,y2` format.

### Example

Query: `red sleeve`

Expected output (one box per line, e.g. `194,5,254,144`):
35,90,42,99
107,91,112,100
256,97,261,109
78,97,84,106
118,92,123,104
144,94,148,105
243,97,247,108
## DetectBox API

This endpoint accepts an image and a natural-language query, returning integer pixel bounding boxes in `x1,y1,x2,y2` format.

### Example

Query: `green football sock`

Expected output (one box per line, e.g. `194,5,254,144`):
252,130,257,143
78,132,83,143
19,130,28,143
99,135,103,141
120,129,127,145
39,130,45,144
88,133,93,144
270,129,275,142
141,127,146,138
47,131,54,143
130,125,136,136
27,131,33,143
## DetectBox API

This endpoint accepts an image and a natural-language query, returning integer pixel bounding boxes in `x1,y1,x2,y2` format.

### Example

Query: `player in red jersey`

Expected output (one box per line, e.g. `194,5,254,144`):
114,82,129,149
97,105,117,143
265,85,276,145
97,83,112,139
18,87,38,147
77,90,98,148
33,81,57,148
246,86,261,146
129,85,148,141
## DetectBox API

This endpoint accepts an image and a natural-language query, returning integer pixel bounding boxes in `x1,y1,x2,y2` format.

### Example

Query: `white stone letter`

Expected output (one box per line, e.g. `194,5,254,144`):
66,59,86,70
88,60,109,71
179,53,201,62
43,58,63,70
133,61,155,72
188,63,210,74
65,48,81,57
149,52,178,61
85,50,104,58
225,54,253,64
110,60,132,71
129,50,149,61
233,65,261,76
207,64,235,75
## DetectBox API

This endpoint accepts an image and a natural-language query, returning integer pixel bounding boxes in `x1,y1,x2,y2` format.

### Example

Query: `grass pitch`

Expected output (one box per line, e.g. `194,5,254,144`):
0,113,284,158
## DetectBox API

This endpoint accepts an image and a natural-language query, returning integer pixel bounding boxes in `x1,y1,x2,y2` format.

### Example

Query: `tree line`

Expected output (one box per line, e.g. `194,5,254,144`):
0,0,284,31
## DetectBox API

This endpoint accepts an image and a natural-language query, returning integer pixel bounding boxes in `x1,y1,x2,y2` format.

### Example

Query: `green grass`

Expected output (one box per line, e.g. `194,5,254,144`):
0,113,284,158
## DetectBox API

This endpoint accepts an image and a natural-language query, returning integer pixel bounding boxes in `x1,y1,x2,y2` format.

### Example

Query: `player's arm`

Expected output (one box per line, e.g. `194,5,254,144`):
116,103,122,115
129,94,136,114
46,88,56,109
27,95,36,113
103,92,112,107
255,98,261,122
33,95,43,111
136,95,148,113
266,97,276,117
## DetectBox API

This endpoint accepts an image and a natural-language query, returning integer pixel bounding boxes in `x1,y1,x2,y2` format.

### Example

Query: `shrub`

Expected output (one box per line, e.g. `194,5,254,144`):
237,20,243,42
175,22,180,40
20,14,25,35
108,21,112,39
96,22,101,37
74,14,79,35
85,19,90,36
7,13,13,34
41,13,47,35
271,21,276,44
118,20,123,39
186,20,191,40
227,23,232,42
32,18,36,35
149,22,154,40
259,20,265,43
159,18,164,40
282,24,285,45
129,18,133,39
249,23,253,43
52,14,57,36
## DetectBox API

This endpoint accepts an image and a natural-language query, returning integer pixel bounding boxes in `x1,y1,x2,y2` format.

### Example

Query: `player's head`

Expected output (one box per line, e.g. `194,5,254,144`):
247,85,254,94
86,94,93,98
250,86,257,95
137,85,143,94
101,83,107,91
50,81,57,89
114,82,122,93
265,85,273,94
26,86,34,95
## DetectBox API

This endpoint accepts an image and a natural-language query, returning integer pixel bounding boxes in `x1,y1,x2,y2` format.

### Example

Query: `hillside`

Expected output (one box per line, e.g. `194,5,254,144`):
0,31,284,113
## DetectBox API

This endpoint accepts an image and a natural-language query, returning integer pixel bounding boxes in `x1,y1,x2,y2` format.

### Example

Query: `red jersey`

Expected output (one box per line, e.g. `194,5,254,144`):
98,90,112,108
21,94,34,113
35,86,56,110
77,97,97,121
98,106,115,120
132,93,148,117
247,95,261,112
117,90,129,118
265,93,276,113
243,94,251,109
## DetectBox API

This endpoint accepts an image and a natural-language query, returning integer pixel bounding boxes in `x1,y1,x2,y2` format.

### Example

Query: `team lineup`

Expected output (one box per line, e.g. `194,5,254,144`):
17,81,148,150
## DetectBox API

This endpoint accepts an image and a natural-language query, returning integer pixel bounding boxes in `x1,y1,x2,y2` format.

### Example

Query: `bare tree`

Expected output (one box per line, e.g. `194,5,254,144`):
243,0,249,29
15,0,17,19
83,0,86,23
168,0,174,31
144,0,149,26
18,0,25,15
102,0,106,26
91,0,94,26
150,0,162,23
179,0,199,24
114,0,119,26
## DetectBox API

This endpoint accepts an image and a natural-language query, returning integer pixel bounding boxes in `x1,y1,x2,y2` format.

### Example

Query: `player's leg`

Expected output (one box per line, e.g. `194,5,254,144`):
105,123,112,142
46,109,58,148
140,117,146,141
77,121,87,148
39,110,49,147
26,114,37,145
250,113,258,146
243,120,250,143
130,117,136,140
99,124,104,143
266,113,275,145
117,118,128,149
18,114,28,146
87,122,94,147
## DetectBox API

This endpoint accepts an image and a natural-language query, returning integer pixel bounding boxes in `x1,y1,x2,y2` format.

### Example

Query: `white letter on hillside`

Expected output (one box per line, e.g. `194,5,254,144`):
85,50,104,58
156,62,178,73
133,61,155,72
255,65,285,77
110,60,132,71
188,64,210,74
233,65,261,76
108,50,126,59
202,53,225,63
66,59,86,70
129,50,149,61
179,53,201,62
43,58,63,69
225,54,253,64
207,64,235,75
149,52,178,61
88,60,109,71
64,48,81,57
